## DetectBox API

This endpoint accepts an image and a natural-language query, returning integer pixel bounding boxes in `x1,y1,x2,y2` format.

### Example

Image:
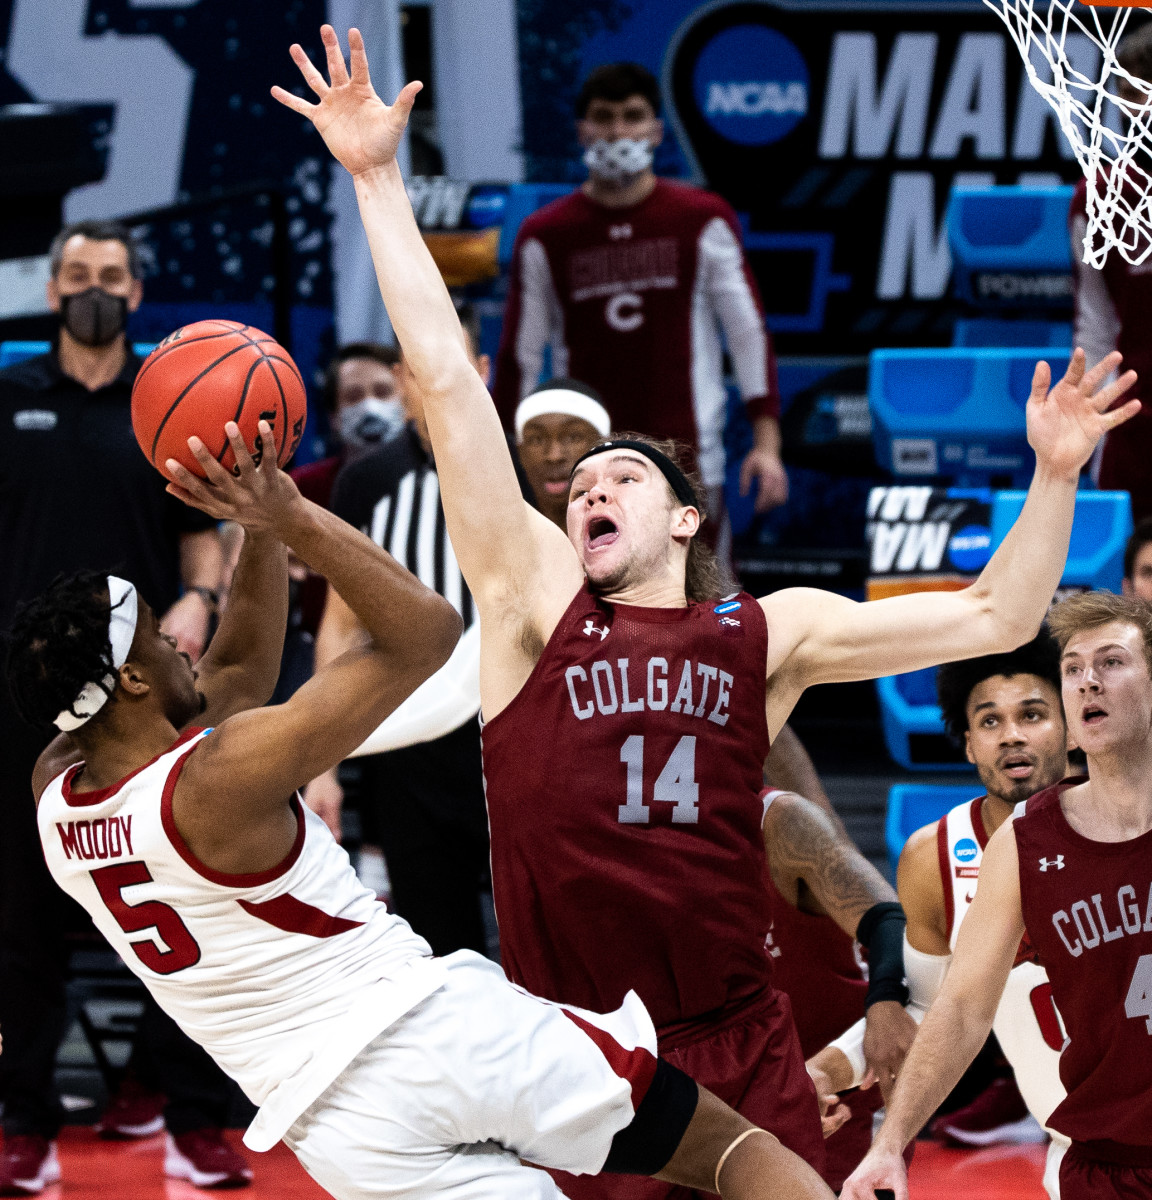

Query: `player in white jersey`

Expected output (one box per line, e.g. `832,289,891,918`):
808,630,1071,1197
6,419,833,1200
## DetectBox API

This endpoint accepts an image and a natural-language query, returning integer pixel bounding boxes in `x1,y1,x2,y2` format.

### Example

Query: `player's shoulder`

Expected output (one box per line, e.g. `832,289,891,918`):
0,352,56,395
518,189,585,235
898,819,942,878
653,179,739,223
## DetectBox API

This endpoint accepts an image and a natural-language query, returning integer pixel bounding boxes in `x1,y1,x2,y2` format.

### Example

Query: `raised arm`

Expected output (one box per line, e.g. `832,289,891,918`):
164,423,460,853
272,28,581,629
840,820,1025,1200
761,350,1138,730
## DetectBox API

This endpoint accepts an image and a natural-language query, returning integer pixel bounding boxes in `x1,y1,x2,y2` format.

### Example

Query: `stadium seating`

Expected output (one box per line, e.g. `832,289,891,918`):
885,782,983,874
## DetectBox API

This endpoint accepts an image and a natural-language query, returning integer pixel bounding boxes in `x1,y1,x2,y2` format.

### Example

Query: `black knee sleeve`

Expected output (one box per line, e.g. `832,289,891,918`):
602,1057,699,1176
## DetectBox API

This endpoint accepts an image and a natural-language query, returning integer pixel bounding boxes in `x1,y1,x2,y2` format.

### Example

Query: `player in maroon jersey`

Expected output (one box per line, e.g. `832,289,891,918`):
276,28,1140,1197
759,788,916,1192
843,589,1152,1200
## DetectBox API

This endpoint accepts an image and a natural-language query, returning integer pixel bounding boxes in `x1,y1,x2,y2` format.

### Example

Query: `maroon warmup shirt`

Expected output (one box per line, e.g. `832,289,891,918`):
1016,780,1152,1155
481,583,776,1034
492,181,778,487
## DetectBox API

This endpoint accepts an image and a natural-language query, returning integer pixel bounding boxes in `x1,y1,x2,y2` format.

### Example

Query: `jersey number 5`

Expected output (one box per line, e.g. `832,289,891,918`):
91,862,202,975
618,735,699,824
1125,953,1152,1035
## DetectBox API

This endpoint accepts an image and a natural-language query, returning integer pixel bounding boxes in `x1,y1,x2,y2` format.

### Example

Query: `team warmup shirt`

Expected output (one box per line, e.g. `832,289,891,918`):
38,729,446,1153
492,181,779,487
1015,780,1152,1155
481,584,776,1034
938,797,1066,1132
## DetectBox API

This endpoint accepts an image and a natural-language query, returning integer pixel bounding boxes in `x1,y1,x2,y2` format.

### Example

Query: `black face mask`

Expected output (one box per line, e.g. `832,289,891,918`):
60,287,129,347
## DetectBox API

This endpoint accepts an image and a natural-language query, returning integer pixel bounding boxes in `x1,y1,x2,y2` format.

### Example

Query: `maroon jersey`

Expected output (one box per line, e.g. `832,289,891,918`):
481,584,775,1032
492,181,778,487
763,821,879,1191
1015,780,1152,1149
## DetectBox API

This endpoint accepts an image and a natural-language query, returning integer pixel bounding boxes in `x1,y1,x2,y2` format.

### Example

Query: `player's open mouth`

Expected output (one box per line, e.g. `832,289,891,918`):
1082,704,1108,725
587,516,619,550
1000,755,1034,779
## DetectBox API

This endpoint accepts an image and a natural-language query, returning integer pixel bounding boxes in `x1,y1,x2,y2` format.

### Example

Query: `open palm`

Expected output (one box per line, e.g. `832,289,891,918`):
1027,349,1139,479
271,25,420,178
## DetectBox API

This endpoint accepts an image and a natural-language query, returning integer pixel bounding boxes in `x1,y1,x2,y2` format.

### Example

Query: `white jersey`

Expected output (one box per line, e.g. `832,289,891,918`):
939,798,1067,1129
38,728,448,1152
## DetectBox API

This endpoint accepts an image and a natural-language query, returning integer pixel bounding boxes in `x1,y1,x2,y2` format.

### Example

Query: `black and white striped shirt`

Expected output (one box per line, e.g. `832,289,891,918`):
331,426,475,629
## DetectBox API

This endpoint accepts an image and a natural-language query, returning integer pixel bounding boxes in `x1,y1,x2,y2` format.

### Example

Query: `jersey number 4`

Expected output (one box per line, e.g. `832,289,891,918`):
618,735,699,824
91,862,202,975
1125,953,1152,1035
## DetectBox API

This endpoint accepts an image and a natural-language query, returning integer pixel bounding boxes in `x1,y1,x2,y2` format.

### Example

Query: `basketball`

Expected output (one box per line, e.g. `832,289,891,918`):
131,319,307,482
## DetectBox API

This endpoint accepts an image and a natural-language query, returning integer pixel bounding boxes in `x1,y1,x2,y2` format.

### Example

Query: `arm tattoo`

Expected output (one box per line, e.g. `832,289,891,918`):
766,794,896,938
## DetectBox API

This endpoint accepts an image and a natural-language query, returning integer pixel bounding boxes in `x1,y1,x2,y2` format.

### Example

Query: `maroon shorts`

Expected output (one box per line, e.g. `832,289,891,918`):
1060,1143,1152,1199
550,988,824,1200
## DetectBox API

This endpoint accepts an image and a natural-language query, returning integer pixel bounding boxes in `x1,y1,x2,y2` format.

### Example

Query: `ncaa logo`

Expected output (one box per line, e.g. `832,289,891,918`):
693,25,809,146
953,838,978,864
715,601,742,614
948,524,992,573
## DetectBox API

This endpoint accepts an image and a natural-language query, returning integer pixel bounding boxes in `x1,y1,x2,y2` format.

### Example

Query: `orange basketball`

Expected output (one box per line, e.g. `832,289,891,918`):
131,320,307,482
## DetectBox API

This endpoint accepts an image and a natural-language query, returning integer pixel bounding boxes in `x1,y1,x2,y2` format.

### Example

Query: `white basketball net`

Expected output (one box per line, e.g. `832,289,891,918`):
986,0,1152,266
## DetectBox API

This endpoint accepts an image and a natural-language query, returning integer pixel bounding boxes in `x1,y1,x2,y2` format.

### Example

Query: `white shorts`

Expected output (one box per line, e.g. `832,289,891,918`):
283,951,659,1200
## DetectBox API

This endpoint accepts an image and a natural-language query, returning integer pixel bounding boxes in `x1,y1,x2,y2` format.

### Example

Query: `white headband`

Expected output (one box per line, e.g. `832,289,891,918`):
54,576,139,733
515,388,612,442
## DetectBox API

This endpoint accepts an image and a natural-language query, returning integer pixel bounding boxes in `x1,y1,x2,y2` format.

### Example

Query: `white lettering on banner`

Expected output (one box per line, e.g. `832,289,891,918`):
1012,35,1097,159
8,0,196,219
895,522,950,571
877,171,994,300
929,34,1006,160
707,81,807,118
868,486,933,522
820,32,938,159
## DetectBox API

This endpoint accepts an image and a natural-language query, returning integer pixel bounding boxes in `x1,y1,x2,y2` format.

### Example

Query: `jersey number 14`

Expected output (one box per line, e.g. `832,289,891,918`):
618,735,699,824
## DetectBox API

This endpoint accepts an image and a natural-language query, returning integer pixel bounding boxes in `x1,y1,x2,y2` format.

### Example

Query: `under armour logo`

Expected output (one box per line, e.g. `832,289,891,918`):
582,619,609,641
1039,856,1065,872
608,223,633,240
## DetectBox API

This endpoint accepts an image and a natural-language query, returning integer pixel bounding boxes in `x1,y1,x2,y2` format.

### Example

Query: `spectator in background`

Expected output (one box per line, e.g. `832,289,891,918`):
1123,516,1152,602
494,61,787,553
0,221,247,1192
303,310,499,958
514,377,611,528
1071,21,1152,519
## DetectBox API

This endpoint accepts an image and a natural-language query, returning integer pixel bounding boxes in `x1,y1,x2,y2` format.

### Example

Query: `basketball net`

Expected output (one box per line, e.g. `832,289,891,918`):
986,0,1152,266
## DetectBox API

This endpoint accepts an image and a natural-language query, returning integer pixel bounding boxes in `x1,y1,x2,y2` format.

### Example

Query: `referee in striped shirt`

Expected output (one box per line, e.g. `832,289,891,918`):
303,312,498,957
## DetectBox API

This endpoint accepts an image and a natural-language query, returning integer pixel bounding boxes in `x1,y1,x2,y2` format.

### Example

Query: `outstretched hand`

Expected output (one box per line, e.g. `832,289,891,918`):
166,421,303,534
271,25,421,178
1027,348,1139,479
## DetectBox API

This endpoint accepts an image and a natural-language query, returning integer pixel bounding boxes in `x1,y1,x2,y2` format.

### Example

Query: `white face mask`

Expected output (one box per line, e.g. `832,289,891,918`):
339,397,405,453
583,137,654,184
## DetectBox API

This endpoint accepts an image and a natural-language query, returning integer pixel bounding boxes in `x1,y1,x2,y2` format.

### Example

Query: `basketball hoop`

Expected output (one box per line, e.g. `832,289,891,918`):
986,0,1152,266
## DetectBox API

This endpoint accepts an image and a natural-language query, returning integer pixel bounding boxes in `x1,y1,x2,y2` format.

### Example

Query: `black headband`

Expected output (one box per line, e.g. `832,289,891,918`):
570,439,699,509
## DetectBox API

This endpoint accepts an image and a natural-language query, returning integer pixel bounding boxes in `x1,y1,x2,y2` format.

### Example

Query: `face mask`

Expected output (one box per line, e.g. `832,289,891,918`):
339,397,405,453
60,287,129,347
583,137,654,184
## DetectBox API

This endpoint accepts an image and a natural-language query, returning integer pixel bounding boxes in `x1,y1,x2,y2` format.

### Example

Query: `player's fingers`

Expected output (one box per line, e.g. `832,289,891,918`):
225,422,258,479
165,465,219,511
289,43,329,98
186,436,235,488
347,27,372,87
1103,397,1142,432
320,24,350,87
1029,357,1052,403
1089,368,1138,412
390,80,423,120
270,85,317,118
256,419,280,466
1081,349,1124,395
1060,346,1087,390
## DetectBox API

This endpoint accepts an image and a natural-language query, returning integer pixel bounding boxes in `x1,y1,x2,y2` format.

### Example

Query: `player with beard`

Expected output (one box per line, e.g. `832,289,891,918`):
844,594,1152,1200
811,631,1072,1198
274,28,1140,1198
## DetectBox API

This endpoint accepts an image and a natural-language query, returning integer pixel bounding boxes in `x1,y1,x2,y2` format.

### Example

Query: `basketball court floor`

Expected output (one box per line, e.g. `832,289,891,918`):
19,1126,1048,1199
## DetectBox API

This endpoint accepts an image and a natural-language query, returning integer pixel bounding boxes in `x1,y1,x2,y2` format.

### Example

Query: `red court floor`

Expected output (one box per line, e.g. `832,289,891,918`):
13,1128,1050,1198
